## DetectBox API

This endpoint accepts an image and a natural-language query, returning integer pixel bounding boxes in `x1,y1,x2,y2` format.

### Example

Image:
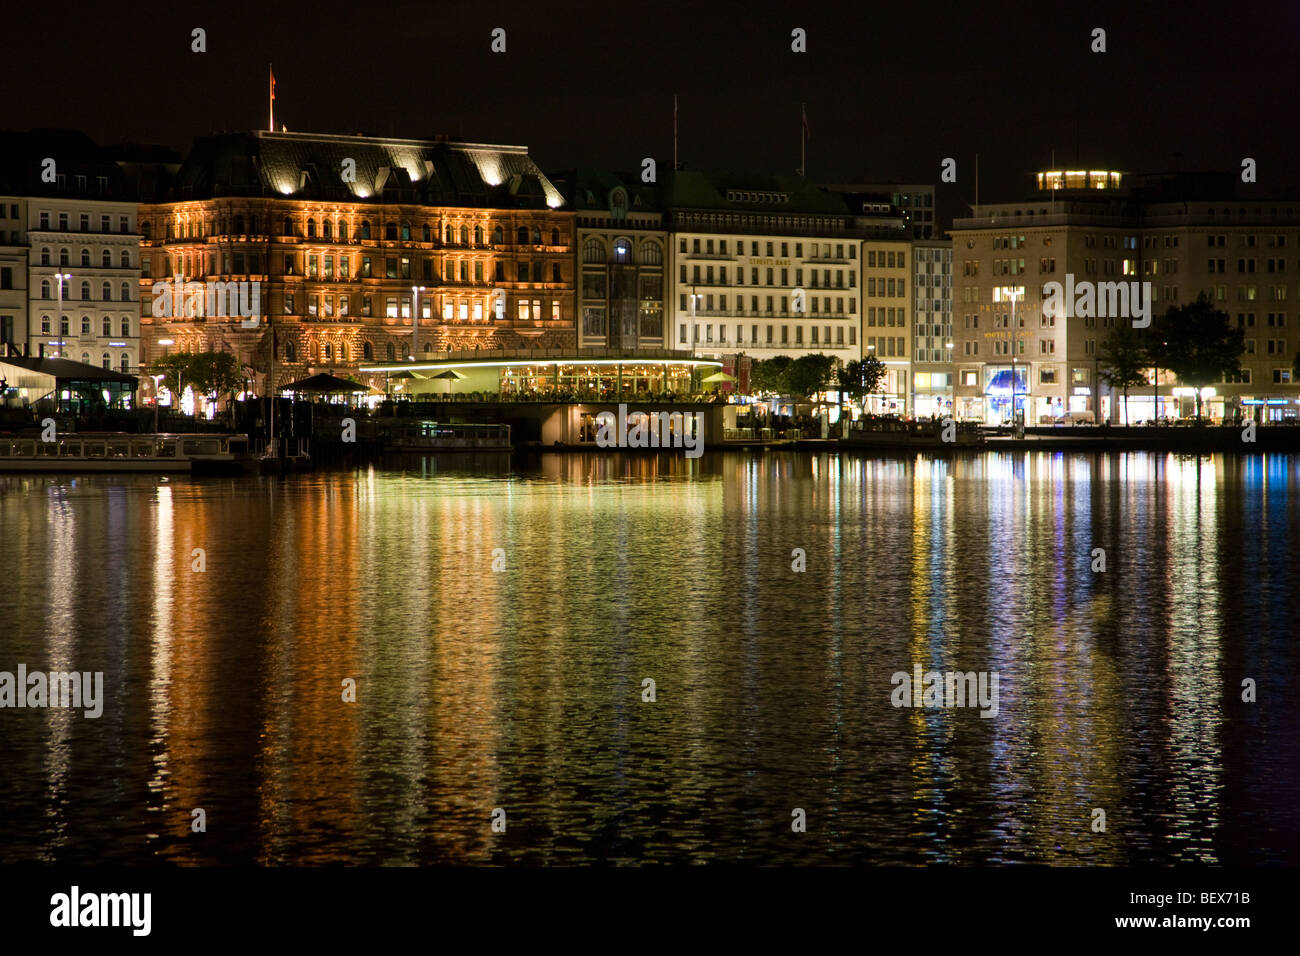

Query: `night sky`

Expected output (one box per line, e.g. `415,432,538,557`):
8,0,1299,226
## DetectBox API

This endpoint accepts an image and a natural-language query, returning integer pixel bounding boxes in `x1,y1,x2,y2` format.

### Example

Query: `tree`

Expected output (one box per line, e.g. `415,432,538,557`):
837,355,886,415
1098,324,1150,424
187,351,244,407
1150,296,1245,420
750,356,793,396
149,352,192,399
785,354,837,402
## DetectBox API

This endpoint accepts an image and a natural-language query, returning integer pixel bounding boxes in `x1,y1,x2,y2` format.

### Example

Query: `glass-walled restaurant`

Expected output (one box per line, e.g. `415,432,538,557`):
361,355,723,400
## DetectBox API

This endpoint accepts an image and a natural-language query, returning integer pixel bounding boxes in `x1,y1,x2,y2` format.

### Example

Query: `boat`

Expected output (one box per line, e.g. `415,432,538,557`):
0,433,255,474
840,417,985,449
385,421,512,453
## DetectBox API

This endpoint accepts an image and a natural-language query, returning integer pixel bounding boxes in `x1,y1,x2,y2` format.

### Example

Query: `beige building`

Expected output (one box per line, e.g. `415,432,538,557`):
951,170,1300,423
861,238,912,413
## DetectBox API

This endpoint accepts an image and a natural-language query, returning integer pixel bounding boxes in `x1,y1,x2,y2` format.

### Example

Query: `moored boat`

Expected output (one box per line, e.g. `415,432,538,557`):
840,417,985,449
0,433,254,474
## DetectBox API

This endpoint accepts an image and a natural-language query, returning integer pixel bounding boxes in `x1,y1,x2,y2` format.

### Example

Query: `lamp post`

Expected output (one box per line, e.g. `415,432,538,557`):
945,341,954,418
867,343,878,414
411,285,426,361
1007,287,1023,430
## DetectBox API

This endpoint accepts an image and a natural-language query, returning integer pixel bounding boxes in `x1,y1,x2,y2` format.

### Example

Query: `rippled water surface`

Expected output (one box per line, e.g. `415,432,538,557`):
1,451,1297,865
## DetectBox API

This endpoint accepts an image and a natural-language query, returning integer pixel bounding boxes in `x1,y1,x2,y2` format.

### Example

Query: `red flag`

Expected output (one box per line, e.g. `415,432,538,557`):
269,66,276,101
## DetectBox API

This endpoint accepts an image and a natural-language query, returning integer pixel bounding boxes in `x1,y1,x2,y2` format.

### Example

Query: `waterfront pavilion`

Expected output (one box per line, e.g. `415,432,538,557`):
360,348,723,401
0,356,137,414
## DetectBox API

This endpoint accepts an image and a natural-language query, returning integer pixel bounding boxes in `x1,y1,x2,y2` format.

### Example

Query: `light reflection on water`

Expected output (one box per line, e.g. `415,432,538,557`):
0,451,1296,865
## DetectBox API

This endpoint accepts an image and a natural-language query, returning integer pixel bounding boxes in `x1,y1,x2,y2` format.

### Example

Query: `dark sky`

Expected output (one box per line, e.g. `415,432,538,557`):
5,0,1298,227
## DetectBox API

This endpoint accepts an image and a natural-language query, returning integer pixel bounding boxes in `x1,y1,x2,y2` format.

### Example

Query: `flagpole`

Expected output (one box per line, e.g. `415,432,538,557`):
801,102,805,176
268,64,274,132
673,94,678,171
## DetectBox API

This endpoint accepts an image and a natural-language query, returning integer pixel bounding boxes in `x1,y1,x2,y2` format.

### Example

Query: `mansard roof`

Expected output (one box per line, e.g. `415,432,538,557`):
165,130,566,210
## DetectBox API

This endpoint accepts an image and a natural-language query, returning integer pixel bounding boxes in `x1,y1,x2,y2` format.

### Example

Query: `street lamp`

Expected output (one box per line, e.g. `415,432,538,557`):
411,285,426,360
867,343,878,414
53,271,71,360
945,341,954,418
1006,287,1023,430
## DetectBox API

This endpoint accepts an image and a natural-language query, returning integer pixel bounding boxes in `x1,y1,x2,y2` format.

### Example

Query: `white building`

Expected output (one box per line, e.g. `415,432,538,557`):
664,172,868,365
1,131,141,374
910,239,954,416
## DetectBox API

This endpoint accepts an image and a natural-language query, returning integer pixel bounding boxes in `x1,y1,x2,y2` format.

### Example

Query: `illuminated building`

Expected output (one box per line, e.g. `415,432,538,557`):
664,173,892,366
137,131,574,392
951,169,1300,423
550,169,668,352
0,130,141,373
910,239,954,416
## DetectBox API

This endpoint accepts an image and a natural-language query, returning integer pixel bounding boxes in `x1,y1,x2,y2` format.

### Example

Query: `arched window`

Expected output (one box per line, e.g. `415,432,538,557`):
101,352,110,369
60,248,69,266
165,222,174,240
339,221,348,240
474,226,483,245
445,225,453,243
422,224,431,242
285,341,296,362
40,279,50,299
531,227,541,244
323,219,332,239
102,281,112,301
121,317,130,336
120,282,130,301
41,316,50,334
79,248,89,266
401,222,411,240
102,316,111,336
324,343,332,360
101,250,112,267
80,281,91,300
401,343,409,359
307,218,317,238
81,316,90,334
386,342,395,361
60,316,68,335
424,343,432,353
40,248,50,266
81,352,89,364
517,227,528,244
583,238,605,263
363,341,373,361
120,250,130,267
385,222,397,240
613,239,632,263
340,343,347,361
282,217,294,236
360,221,371,239
640,240,663,265
234,215,245,234
459,225,469,245
551,228,559,246
492,226,503,244
120,353,130,373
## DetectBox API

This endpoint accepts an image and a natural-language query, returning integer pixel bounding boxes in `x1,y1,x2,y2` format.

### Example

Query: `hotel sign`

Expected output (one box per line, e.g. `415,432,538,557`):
750,258,791,267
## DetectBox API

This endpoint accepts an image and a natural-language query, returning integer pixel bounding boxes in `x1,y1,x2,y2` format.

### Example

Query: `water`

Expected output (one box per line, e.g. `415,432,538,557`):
1,451,1297,865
